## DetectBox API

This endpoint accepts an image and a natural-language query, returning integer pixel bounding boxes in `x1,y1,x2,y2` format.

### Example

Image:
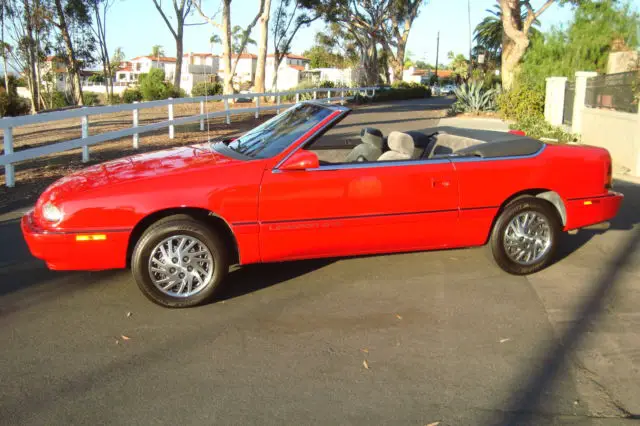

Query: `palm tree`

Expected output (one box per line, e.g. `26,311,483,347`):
474,2,540,61
150,44,165,68
231,26,256,55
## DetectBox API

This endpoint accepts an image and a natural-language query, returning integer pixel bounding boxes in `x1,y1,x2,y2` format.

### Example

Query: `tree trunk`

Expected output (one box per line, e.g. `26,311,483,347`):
254,0,271,94
174,19,183,90
221,0,233,95
23,0,39,113
54,0,83,106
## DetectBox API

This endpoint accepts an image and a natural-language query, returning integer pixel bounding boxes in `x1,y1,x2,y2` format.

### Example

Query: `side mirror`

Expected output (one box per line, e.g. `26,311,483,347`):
278,150,319,171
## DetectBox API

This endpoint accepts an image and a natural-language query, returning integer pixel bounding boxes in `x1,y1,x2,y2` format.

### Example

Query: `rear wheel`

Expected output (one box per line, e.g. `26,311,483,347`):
490,198,561,275
131,217,228,308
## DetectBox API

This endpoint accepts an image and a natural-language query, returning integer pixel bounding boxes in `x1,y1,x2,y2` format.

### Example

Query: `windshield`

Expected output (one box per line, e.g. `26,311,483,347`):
220,103,334,159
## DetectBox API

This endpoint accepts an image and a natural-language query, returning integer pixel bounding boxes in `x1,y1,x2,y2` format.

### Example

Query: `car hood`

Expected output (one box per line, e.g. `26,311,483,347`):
40,143,242,204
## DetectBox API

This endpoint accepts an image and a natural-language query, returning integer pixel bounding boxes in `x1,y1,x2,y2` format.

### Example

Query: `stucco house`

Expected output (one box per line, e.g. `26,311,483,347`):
218,53,257,87
264,53,311,90
180,52,220,95
116,56,177,83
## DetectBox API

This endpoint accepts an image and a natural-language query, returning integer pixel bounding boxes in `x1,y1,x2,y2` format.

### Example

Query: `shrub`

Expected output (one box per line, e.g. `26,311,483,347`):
391,80,413,89
451,80,497,114
82,92,100,106
372,86,429,102
510,115,576,143
167,84,187,99
0,90,30,117
139,68,173,101
41,90,71,109
121,87,143,103
191,81,223,97
285,80,337,101
497,83,545,122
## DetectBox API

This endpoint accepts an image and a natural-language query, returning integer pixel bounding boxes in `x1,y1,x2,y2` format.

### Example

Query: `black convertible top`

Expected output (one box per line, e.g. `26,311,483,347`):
413,126,544,159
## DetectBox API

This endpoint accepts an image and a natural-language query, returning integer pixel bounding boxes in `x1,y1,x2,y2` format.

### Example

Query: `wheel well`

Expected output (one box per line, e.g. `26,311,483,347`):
498,189,566,226
486,189,566,244
126,208,240,266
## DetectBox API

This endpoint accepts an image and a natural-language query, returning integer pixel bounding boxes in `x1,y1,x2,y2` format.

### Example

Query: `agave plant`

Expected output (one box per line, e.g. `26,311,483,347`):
452,80,497,114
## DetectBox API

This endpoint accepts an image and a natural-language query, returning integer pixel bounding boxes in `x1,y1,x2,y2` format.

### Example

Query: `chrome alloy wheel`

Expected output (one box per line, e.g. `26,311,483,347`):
148,235,214,298
503,211,552,266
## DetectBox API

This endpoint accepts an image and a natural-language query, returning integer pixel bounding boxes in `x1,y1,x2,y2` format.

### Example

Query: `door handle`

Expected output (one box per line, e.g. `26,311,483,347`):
431,178,450,188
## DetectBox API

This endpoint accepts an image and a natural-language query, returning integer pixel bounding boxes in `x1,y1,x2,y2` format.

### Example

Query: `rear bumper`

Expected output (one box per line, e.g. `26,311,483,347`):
564,191,623,231
21,211,130,271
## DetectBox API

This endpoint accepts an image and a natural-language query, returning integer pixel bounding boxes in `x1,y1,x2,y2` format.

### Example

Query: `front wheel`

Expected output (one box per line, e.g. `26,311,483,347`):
131,217,229,308
490,198,561,275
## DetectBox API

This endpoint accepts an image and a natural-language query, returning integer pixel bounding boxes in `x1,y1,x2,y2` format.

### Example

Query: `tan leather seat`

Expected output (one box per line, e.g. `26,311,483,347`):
377,132,414,161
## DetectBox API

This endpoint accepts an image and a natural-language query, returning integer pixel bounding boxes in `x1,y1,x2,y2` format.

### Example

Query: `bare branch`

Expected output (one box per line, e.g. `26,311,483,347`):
151,0,178,38
192,0,222,29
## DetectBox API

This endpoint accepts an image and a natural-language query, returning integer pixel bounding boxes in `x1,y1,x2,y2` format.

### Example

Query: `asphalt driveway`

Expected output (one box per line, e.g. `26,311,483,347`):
1,97,639,425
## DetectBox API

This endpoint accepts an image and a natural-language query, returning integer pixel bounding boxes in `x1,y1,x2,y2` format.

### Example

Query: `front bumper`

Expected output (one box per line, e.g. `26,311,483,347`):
21,211,130,271
564,191,624,231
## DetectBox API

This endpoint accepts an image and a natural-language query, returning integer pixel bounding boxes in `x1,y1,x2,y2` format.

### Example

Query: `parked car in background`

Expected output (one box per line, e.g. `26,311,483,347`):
441,84,456,95
22,103,623,308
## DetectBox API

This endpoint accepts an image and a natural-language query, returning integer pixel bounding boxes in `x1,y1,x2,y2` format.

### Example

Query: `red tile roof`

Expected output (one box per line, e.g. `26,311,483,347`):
267,53,309,61
130,56,177,62
230,53,257,59
184,52,218,57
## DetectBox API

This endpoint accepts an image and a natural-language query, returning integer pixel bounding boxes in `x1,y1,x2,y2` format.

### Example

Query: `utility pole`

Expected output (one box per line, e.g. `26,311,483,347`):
468,0,473,79
434,31,439,84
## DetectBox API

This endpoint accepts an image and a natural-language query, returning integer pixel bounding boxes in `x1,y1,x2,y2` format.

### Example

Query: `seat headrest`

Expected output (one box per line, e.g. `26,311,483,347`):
387,131,415,156
360,127,384,149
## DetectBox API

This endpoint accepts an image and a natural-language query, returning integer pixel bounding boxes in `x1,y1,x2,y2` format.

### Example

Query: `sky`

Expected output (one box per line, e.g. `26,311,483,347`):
104,0,584,66
3,0,639,73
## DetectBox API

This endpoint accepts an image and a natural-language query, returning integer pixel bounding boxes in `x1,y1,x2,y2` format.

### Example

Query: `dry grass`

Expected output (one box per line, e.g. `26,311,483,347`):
0,100,280,213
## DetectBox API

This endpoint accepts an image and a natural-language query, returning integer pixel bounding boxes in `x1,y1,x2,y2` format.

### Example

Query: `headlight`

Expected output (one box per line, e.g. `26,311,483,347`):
42,202,63,223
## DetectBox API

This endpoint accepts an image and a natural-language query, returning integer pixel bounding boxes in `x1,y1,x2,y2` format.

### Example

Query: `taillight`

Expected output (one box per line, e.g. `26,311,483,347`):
605,157,612,190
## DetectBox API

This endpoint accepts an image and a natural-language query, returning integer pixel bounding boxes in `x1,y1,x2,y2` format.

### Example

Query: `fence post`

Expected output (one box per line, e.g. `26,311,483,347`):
200,100,205,131
276,95,280,114
255,96,260,119
340,88,345,105
224,98,231,125
168,98,175,139
372,87,376,97
81,113,89,162
133,101,139,149
327,89,331,103
295,92,300,103
572,71,598,135
313,90,317,100
4,127,15,188
544,77,567,126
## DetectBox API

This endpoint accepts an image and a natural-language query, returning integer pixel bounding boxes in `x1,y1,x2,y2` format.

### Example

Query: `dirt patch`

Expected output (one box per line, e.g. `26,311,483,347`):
454,111,504,119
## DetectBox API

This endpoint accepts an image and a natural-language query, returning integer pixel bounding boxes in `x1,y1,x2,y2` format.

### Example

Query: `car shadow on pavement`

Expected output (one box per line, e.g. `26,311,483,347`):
554,179,640,265
494,179,640,424
213,259,335,303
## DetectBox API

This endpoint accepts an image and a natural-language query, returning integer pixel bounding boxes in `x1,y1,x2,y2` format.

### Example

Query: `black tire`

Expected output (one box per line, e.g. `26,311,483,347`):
131,216,229,308
490,197,561,275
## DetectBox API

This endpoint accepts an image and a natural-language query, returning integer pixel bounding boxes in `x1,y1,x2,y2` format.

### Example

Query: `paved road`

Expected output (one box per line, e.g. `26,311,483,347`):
1,98,640,425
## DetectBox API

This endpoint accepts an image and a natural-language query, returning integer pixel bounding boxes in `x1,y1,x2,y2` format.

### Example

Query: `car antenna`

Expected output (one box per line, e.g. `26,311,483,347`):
204,49,212,143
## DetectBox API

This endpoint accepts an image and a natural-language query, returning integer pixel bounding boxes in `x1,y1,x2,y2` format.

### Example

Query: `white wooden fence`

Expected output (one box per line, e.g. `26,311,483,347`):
0,86,377,187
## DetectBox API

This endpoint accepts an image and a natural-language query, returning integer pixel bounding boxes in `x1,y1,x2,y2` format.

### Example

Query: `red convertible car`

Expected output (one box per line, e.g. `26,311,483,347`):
22,102,622,308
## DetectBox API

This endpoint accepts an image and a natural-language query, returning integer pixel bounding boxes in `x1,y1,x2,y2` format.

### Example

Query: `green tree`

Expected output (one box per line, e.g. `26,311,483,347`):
403,50,414,68
447,51,469,82
474,2,540,61
519,0,639,92
150,44,165,58
231,25,256,54
139,68,172,100
415,60,432,69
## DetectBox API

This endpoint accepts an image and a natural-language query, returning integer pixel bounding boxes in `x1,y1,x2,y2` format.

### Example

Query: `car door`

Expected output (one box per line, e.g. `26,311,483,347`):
258,156,459,262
